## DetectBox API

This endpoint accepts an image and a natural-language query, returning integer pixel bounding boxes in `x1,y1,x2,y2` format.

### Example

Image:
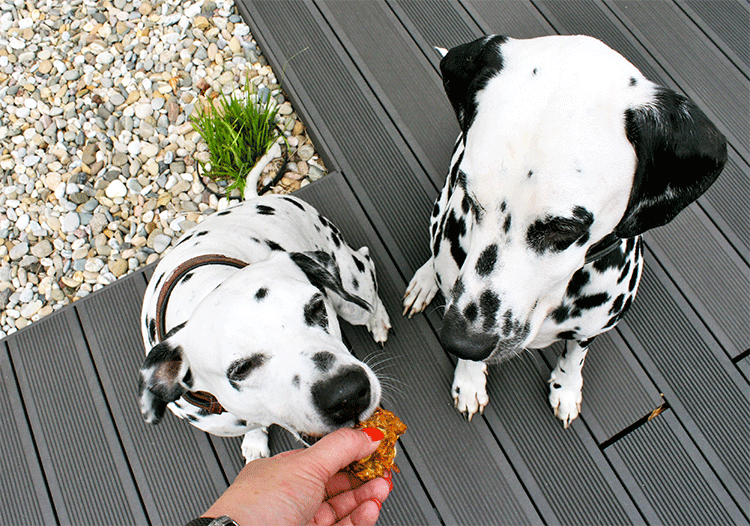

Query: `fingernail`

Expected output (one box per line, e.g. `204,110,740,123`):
369,498,382,510
383,471,393,491
361,427,384,442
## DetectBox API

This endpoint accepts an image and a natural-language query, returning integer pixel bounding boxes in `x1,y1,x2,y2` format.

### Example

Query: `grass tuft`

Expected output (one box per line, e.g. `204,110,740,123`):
191,77,282,196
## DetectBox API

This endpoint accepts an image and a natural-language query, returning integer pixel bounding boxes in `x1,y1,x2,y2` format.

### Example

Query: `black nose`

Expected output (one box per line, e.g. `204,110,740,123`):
440,305,498,361
312,366,371,425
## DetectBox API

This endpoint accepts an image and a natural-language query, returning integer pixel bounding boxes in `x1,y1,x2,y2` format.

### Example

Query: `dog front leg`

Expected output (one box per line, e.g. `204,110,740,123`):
403,259,439,317
452,358,489,420
548,340,590,428
241,426,271,463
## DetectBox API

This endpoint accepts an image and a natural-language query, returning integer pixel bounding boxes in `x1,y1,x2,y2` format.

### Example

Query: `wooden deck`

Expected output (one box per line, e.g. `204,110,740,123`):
1,1,748,524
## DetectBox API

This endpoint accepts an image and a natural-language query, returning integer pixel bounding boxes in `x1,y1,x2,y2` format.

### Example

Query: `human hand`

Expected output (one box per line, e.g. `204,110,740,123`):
203,427,393,526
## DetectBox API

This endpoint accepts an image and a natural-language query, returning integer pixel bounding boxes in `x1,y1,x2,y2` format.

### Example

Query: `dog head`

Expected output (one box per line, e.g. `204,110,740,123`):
437,35,726,361
138,251,381,438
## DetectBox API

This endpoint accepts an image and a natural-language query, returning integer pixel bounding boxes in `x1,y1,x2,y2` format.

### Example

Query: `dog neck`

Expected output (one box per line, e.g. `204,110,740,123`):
155,253,249,416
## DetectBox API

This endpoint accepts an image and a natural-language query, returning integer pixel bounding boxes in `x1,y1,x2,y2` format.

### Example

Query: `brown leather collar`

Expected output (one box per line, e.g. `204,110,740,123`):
155,253,249,415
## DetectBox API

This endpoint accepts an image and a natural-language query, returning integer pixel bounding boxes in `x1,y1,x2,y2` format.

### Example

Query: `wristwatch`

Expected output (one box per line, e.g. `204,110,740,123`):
184,516,239,526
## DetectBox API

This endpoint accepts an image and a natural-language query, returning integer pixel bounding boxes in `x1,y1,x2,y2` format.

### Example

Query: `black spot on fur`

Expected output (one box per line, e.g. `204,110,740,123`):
445,210,467,268
533,68,538,75
353,256,366,273
331,231,342,248
185,413,198,422
256,204,275,215
476,244,498,276
236,419,247,427
500,200,507,212
282,196,306,211
526,206,594,254
479,290,500,331
148,317,156,342
255,287,268,300
304,293,328,330
618,262,631,283
502,310,513,335
464,302,478,322
352,276,359,290
180,271,194,283
432,201,440,218
557,330,576,340
629,76,637,86
610,294,625,315
566,269,590,297
227,354,267,390
629,267,639,292
452,277,465,299
573,292,610,311
527,170,533,178
593,244,627,272
292,375,300,388
312,351,335,372
553,383,561,389
217,210,232,216
196,231,209,237
551,305,570,324
266,240,284,251
579,336,596,348
503,215,512,234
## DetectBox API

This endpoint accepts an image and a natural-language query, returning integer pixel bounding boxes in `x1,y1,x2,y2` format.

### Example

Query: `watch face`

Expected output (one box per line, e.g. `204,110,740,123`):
210,516,239,526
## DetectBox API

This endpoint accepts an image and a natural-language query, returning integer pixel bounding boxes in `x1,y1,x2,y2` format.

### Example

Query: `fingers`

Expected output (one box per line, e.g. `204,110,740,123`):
308,477,391,526
301,427,382,481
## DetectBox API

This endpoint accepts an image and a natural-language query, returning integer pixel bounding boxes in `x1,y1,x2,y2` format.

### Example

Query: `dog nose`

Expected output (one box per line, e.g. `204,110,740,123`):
312,366,371,425
440,305,498,361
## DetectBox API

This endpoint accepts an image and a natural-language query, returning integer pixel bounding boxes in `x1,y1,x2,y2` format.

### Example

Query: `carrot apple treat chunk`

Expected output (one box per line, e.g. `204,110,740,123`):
347,407,407,481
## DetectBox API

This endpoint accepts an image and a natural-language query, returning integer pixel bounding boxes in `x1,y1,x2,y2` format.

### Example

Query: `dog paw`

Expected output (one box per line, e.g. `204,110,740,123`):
548,368,583,429
403,261,439,318
241,427,271,463
452,359,489,421
366,297,391,344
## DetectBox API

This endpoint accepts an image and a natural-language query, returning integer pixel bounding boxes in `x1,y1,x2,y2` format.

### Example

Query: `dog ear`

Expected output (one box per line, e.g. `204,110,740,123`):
138,337,188,425
290,251,371,311
440,34,508,132
614,87,727,239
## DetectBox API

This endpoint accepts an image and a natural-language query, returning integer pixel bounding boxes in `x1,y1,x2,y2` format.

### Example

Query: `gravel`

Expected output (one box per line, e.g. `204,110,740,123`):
0,0,327,336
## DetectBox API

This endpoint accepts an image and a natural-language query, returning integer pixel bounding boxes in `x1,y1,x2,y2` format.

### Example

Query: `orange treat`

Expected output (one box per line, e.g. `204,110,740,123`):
347,407,407,481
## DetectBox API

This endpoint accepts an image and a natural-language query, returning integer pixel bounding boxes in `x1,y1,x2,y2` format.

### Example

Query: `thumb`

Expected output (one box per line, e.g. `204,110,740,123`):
301,427,383,480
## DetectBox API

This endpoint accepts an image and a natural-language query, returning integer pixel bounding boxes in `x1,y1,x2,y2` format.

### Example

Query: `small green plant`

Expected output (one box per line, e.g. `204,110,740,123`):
191,78,282,196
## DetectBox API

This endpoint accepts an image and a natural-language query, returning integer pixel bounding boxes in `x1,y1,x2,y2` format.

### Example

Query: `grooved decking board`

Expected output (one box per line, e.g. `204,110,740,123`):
296,173,539,525
645,209,749,358
738,355,750,381
0,343,56,525
618,252,750,511
6,308,147,526
481,353,644,525
75,271,229,525
607,0,749,158
679,0,750,72
317,0,457,185
461,0,554,37
392,0,480,53
236,0,438,277
540,330,662,445
606,410,748,524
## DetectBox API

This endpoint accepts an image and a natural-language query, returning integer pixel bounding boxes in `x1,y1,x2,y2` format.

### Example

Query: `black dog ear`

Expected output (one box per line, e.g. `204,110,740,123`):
290,251,371,311
440,34,508,132
138,336,188,425
615,87,727,239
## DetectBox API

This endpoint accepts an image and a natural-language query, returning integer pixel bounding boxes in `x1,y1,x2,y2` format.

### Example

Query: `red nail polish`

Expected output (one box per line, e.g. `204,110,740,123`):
361,427,384,442
369,498,382,510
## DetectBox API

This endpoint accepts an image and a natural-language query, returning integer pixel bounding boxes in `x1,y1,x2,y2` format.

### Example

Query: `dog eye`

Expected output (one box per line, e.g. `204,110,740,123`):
227,354,267,383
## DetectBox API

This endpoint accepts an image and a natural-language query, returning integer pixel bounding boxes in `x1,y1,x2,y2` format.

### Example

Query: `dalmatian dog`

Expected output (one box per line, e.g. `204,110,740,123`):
138,191,391,462
403,35,726,427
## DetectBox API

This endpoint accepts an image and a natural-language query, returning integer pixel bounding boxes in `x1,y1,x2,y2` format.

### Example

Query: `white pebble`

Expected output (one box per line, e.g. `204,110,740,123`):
106,180,128,198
